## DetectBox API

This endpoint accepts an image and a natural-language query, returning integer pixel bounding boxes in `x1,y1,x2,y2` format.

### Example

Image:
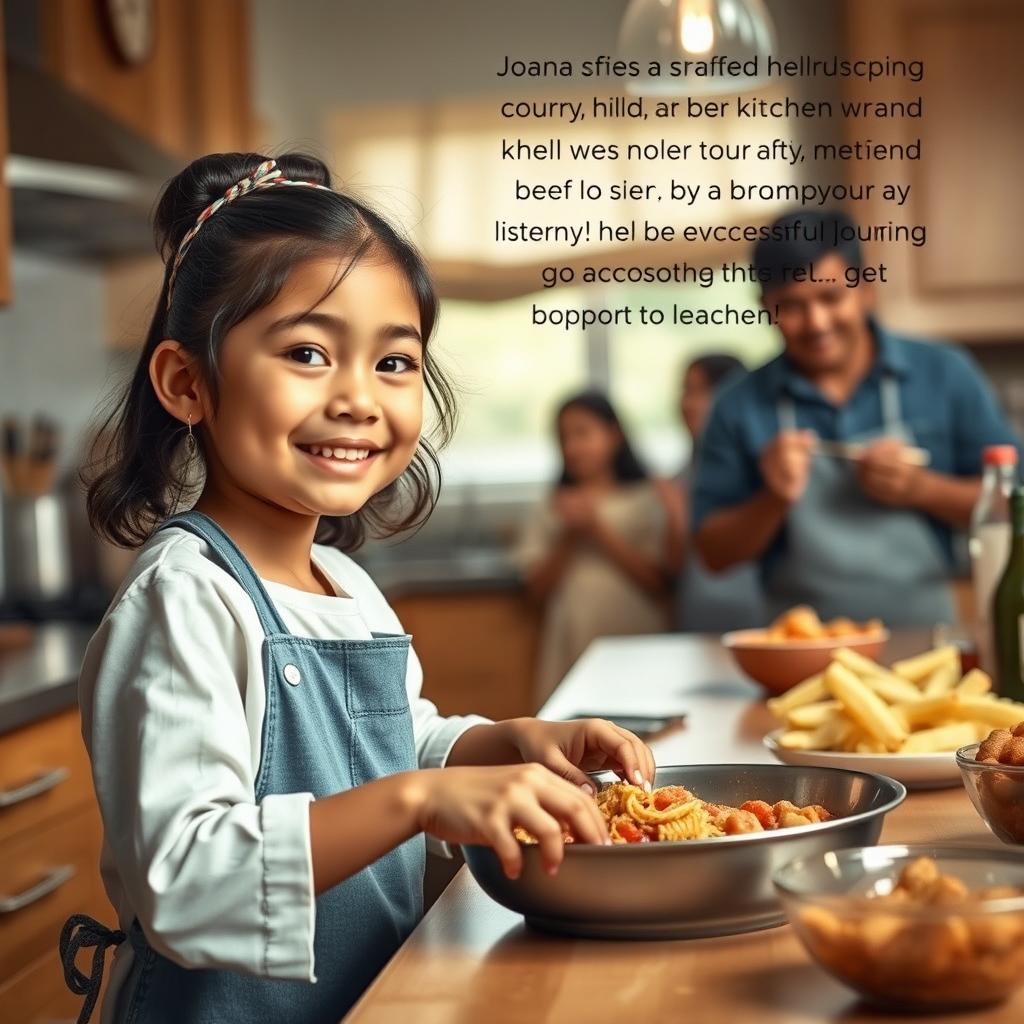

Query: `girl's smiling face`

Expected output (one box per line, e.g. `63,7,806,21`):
196,257,424,519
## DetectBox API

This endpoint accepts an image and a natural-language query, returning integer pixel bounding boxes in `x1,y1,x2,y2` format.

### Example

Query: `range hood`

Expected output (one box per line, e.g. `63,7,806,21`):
5,60,181,260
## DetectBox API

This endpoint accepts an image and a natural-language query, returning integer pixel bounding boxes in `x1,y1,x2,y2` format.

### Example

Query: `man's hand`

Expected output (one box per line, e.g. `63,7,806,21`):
759,429,815,504
856,438,924,507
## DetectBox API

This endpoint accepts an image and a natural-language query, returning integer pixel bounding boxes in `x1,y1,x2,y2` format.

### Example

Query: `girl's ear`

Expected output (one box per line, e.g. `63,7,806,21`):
149,340,206,425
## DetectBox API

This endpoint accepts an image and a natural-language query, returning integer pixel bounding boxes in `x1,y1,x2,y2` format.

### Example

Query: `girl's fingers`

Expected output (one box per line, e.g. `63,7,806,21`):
536,777,607,846
610,737,647,790
512,804,568,875
580,721,655,790
485,813,524,880
605,724,656,789
543,748,596,794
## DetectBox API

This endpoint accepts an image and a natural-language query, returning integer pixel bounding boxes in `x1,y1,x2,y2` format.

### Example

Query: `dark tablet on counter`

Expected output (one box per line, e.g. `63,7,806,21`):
561,712,686,737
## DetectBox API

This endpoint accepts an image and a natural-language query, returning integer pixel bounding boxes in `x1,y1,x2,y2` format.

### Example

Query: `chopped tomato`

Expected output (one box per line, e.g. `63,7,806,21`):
653,785,692,811
613,819,648,843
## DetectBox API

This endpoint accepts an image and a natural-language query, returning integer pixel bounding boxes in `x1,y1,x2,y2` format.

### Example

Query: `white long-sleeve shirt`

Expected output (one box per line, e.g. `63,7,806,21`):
78,526,489,1020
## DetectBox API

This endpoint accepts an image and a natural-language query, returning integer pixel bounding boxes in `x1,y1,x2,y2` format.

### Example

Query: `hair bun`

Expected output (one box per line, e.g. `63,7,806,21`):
154,151,333,262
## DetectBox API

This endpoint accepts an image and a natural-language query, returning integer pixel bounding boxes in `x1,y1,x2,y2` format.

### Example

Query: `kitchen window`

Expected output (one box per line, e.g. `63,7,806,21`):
434,276,777,486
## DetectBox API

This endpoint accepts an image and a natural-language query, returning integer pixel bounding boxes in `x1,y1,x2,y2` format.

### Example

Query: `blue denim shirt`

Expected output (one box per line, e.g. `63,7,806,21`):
691,323,1021,570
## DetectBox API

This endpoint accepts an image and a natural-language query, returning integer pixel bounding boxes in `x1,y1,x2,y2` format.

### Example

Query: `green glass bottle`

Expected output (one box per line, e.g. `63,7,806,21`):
993,486,1024,701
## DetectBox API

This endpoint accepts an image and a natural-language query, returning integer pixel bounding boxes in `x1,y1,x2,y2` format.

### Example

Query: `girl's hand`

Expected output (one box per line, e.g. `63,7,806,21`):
408,764,609,879
501,718,656,795
553,490,598,531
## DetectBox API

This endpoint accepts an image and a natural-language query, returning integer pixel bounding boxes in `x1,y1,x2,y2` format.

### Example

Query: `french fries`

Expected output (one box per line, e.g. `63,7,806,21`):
824,663,908,752
890,646,959,683
768,645,1024,755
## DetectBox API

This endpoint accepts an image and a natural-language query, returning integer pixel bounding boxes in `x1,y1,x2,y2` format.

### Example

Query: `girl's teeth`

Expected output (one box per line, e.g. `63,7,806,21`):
304,445,371,461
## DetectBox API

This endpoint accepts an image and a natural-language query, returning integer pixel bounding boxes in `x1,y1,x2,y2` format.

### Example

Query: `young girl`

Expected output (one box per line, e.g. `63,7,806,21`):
61,153,655,1024
517,392,685,703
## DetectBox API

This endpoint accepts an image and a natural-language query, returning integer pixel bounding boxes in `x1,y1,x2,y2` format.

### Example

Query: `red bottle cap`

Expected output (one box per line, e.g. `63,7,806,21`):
983,445,1019,466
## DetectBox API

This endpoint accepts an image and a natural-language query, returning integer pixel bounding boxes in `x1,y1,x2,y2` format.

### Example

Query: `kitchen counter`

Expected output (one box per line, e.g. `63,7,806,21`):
361,552,523,600
344,632,1017,1024
0,622,93,734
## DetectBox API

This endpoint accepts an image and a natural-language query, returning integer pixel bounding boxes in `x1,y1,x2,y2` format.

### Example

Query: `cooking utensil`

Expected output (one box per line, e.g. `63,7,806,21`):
3,493,74,602
462,763,906,939
0,415,61,496
813,439,930,466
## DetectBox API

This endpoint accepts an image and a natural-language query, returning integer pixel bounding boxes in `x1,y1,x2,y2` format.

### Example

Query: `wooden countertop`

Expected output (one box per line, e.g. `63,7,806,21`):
345,632,1020,1024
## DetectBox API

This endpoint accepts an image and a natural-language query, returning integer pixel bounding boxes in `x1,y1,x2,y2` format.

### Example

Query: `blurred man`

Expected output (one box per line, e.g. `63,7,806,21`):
692,209,1020,625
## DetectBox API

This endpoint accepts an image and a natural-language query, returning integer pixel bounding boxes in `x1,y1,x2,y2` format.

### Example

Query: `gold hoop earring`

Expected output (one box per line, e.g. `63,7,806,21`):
185,414,197,457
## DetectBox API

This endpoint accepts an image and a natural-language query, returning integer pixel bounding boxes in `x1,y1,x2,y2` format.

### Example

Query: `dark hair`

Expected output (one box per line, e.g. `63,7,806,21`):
555,390,648,486
84,151,456,550
686,353,745,390
753,208,862,293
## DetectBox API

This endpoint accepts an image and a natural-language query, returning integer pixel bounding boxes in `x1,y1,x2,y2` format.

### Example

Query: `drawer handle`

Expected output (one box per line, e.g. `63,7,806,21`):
0,766,70,807
0,864,76,913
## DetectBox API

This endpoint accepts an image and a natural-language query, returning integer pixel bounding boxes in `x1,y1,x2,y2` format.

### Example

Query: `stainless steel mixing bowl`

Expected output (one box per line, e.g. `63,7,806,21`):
462,763,906,939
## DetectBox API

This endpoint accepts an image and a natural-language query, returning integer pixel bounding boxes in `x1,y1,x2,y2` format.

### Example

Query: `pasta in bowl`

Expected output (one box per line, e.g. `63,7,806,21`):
514,781,834,846
463,764,905,939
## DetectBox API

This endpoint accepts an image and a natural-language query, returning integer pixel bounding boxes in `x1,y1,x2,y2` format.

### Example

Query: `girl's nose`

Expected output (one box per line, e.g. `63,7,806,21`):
326,372,380,422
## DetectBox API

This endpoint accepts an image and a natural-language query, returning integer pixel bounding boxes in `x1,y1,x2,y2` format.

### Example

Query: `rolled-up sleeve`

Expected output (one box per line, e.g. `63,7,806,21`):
80,570,317,980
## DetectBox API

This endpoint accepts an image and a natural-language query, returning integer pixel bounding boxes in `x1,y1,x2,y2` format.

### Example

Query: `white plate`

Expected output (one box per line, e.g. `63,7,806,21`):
764,730,963,790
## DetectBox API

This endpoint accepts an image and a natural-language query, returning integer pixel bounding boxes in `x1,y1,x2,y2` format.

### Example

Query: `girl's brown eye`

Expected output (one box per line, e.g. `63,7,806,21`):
378,355,417,374
289,346,327,366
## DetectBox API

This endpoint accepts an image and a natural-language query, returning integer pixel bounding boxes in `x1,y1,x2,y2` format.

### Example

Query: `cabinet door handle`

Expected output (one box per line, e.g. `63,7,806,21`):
0,864,76,913
0,766,70,807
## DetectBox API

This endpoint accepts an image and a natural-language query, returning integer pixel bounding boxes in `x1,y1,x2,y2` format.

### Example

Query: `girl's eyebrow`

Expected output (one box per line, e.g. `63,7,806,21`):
266,310,422,344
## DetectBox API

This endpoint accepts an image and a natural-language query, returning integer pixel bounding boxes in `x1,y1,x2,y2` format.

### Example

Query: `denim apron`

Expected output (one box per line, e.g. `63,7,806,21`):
766,374,957,627
60,510,425,1024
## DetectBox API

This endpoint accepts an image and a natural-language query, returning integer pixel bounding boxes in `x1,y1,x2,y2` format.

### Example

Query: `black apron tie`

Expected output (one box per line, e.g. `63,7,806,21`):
59,914,126,1024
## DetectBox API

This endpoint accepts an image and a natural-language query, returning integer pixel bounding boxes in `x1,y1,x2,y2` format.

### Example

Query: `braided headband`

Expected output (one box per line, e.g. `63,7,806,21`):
166,159,333,310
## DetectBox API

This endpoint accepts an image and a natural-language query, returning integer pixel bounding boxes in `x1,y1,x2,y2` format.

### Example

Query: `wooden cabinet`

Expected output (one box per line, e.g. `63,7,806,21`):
390,589,541,720
0,708,113,1023
0,7,11,307
36,0,253,160
843,0,1024,341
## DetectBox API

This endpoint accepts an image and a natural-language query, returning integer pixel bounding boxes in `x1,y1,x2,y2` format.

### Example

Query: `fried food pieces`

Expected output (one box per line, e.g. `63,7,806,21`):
765,605,883,642
796,857,1024,1007
974,722,1024,843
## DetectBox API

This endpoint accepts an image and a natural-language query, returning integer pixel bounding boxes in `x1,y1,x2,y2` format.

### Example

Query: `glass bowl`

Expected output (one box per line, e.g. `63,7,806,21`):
774,845,1024,1009
957,742,1024,845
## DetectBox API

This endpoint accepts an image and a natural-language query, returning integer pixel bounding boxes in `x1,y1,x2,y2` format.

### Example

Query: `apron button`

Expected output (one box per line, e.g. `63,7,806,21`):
283,664,301,686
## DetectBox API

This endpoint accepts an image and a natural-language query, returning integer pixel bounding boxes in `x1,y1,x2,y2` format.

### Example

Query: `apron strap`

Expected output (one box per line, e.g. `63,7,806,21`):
880,372,903,432
777,394,797,432
158,510,290,637
777,374,904,436
59,914,126,1024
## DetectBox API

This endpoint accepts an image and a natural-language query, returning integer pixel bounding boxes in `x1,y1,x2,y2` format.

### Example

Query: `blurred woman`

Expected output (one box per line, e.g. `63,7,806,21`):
676,354,766,631
518,392,684,704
